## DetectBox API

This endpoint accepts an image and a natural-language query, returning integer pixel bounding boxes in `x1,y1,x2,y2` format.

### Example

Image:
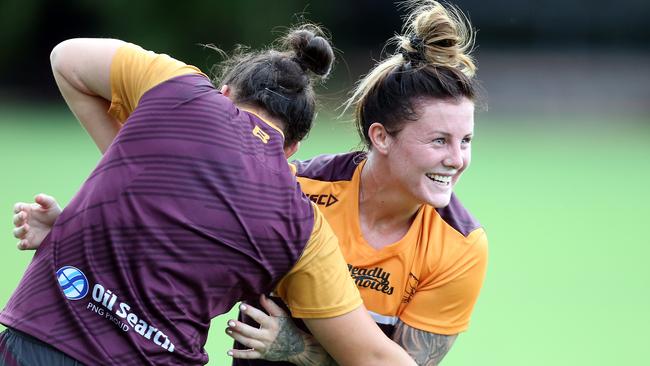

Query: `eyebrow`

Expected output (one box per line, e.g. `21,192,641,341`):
428,131,474,137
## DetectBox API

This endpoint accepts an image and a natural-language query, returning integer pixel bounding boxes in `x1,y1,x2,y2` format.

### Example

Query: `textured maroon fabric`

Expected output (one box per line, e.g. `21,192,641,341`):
0,75,314,366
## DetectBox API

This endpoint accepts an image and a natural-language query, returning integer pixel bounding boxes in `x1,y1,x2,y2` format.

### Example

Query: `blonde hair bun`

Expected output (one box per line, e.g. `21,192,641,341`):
397,0,476,77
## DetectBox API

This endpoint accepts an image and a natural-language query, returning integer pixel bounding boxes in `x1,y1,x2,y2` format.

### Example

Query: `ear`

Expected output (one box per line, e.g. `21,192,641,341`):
283,141,300,159
367,122,391,155
220,84,231,98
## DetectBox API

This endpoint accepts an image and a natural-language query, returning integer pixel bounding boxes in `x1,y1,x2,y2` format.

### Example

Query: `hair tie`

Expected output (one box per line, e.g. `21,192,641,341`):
400,35,427,65
410,36,425,54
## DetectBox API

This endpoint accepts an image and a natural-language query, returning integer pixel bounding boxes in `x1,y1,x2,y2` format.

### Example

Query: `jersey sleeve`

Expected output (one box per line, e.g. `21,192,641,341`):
400,228,488,335
274,203,362,318
108,43,206,123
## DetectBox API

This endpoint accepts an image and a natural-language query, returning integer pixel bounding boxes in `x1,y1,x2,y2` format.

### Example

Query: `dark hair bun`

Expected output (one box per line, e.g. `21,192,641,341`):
285,28,335,77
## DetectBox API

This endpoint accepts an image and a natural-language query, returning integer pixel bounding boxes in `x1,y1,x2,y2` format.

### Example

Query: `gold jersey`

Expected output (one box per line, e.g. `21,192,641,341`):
293,152,488,334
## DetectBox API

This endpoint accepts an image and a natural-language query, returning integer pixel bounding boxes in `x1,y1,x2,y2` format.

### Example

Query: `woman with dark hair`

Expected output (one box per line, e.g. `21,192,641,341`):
1,26,415,366
226,2,488,365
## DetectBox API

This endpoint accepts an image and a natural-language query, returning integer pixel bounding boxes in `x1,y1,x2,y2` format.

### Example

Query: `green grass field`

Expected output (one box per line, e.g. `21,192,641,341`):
1,105,649,365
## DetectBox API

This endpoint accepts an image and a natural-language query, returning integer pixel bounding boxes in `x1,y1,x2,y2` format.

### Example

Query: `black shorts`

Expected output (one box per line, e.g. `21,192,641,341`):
0,328,84,366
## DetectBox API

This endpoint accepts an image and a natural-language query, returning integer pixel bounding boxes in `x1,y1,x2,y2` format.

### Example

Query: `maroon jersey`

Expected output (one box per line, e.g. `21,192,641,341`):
0,74,316,365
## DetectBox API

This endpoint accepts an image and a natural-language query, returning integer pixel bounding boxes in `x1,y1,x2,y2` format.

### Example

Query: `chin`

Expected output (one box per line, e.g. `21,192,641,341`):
427,193,452,208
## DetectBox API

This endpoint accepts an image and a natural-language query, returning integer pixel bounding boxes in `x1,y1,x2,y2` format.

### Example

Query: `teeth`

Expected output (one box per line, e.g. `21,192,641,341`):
426,173,452,184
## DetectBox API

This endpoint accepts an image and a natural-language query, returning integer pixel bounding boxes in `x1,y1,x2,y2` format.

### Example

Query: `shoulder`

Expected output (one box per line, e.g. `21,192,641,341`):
434,193,483,238
420,195,488,276
422,193,487,266
109,42,209,121
138,74,232,114
292,151,366,182
113,42,206,81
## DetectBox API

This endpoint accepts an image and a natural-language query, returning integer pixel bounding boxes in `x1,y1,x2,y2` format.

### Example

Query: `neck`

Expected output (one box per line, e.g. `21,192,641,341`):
358,152,421,248
237,103,285,132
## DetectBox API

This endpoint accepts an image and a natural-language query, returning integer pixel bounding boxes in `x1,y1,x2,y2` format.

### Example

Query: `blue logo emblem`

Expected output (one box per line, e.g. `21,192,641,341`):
56,266,89,300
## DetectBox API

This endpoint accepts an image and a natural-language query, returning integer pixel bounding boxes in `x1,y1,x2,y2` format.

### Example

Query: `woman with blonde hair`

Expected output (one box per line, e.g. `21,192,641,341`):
226,1,488,365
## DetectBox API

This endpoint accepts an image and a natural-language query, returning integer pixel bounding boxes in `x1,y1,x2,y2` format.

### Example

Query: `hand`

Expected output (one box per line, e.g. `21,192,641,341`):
226,294,295,361
226,295,337,365
13,193,62,250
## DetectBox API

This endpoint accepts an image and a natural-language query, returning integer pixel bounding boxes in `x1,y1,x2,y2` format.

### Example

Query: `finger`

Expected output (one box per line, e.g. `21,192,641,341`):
19,239,37,251
227,348,264,360
239,303,275,328
225,328,266,351
13,225,28,239
35,194,56,209
13,212,26,227
13,202,27,214
260,294,288,317
226,319,265,339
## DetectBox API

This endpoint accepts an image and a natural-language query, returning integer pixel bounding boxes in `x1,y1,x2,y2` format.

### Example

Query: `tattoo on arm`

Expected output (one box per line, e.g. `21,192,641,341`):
391,321,458,366
262,317,305,361
263,317,338,366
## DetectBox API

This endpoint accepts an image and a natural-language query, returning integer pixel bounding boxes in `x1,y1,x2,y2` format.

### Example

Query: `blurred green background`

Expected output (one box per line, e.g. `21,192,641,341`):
1,0,649,365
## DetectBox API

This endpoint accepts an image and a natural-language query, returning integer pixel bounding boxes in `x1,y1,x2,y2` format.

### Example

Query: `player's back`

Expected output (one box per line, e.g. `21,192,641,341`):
0,74,314,365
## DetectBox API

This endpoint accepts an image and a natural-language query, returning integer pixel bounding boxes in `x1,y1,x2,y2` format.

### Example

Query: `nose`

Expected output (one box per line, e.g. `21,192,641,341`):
443,144,463,169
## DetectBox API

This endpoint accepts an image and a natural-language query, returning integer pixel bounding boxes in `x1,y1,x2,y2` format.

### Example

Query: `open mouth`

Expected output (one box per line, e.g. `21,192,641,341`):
425,173,452,185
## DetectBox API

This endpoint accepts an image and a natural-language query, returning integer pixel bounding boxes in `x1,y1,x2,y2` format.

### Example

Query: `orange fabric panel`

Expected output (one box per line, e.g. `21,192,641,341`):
275,203,363,318
108,43,205,123
296,160,488,334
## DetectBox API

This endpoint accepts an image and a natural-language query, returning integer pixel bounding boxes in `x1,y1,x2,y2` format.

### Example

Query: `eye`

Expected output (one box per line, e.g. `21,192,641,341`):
432,138,446,145
461,136,472,145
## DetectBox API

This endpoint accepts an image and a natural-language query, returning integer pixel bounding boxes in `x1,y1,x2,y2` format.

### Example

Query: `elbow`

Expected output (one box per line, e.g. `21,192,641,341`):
50,40,68,72
49,39,86,91
51,38,87,72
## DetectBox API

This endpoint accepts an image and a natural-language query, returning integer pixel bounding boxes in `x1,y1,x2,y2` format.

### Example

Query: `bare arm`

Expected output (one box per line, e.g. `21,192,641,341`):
264,319,336,366
231,314,337,365
50,38,124,153
14,40,126,249
227,300,459,366
227,295,338,365
391,320,458,366
228,299,414,365
303,305,416,366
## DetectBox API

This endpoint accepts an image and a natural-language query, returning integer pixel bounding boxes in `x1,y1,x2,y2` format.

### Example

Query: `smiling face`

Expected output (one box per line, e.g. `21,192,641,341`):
382,97,475,208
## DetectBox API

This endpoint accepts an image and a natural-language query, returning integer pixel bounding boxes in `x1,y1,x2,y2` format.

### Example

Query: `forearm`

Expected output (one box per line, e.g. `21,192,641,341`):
286,328,409,366
305,306,416,366
245,315,338,366
228,301,414,365
362,339,417,366
284,332,338,366
392,321,457,366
